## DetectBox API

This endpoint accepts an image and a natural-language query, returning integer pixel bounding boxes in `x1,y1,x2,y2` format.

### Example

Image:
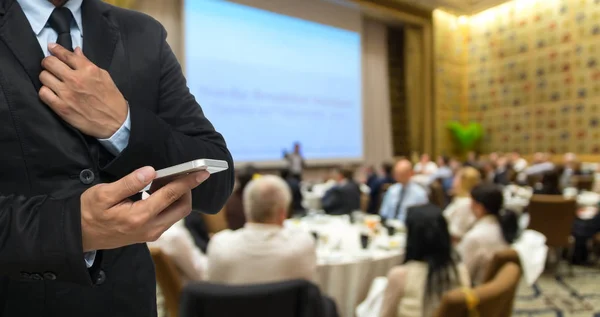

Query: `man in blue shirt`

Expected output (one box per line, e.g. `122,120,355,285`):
0,1,234,316
379,160,429,222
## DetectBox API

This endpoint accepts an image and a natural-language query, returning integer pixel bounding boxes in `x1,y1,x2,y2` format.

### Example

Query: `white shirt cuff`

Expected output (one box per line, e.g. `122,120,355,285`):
84,251,97,268
97,106,131,156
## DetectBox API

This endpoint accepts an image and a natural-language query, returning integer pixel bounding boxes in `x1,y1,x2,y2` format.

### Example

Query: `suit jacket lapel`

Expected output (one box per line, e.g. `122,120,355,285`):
0,0,45,91
82,0,118,72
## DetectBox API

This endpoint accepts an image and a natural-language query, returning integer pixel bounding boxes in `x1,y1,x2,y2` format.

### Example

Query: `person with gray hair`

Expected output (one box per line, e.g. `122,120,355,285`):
206,175,317,284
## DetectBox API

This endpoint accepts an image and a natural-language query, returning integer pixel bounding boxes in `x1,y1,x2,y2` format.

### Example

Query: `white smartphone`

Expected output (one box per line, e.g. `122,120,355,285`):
154,159,229,181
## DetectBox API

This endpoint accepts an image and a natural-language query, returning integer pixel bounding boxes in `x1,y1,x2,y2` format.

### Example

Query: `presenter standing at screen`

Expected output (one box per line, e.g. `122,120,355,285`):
284,142,306,181
0,0,233,316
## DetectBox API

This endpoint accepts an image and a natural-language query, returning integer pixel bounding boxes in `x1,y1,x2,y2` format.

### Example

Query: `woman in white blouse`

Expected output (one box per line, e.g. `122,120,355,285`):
443,167,481,240
457,183,519,285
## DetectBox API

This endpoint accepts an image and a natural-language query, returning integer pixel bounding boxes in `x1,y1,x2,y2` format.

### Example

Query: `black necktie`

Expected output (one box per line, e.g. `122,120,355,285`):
48,7,74,51
393,184,408,220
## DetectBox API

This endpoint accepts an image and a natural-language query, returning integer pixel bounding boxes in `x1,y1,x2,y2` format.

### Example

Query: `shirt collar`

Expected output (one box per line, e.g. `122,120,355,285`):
18,0,84,36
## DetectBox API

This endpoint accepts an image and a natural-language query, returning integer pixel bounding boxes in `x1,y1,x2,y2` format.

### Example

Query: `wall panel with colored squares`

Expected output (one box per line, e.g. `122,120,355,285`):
434,0,600,155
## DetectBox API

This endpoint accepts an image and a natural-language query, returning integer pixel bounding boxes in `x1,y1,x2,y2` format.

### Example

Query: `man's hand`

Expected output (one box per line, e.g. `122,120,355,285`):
39,43,128,139
80,166,210,252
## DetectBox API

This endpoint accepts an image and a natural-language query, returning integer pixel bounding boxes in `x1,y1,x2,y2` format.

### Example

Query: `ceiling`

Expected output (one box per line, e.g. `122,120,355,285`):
392,0,510,14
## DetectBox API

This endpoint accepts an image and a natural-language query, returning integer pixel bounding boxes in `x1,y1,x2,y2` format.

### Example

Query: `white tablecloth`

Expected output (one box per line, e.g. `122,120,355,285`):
285,215,404,317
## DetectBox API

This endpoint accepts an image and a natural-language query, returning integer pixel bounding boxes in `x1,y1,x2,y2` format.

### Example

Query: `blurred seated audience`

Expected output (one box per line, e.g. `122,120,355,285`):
510,151,528,173
206,175,316,284
479,160,495,183
225,165,256,230
430,156,453,189
492,156,512,186
184,212,211,253
365,165,380,190
280,169,304,216
534,169,562,195
414,154,438,175
560,152,582,189
524,152,555,176
368,163,396,214
322,167,361,215
379,160,429,222
457,183,518,285
380,204,470,317
463,151,480,169
444,167,481,240
148,219,207,282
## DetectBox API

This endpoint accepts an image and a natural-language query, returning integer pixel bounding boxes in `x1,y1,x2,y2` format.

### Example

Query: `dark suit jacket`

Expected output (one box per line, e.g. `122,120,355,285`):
321,181,361,215
0,1,234,316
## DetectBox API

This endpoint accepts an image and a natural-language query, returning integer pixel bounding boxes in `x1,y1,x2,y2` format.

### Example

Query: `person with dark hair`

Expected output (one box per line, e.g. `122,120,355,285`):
534,169,562,195
380,204,470,317
367,163,396,214
225,165,257,230
321,167,361,215
457,183,519,284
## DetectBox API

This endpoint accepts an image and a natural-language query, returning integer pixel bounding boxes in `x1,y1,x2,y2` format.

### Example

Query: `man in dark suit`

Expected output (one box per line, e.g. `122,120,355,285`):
0,0,234,316
321,167,361,215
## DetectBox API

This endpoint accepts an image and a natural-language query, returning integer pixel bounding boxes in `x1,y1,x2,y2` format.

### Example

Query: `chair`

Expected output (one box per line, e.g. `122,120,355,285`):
527,195,577,274
482,249,521,284
179,279,338,317
429,179,447,208
572,175,594,192
150,248,183,317
433,263,522,317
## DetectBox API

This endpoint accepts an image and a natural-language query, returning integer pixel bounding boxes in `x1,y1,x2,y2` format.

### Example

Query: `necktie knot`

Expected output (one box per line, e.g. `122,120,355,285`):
48,7,74,51
49,7,73,34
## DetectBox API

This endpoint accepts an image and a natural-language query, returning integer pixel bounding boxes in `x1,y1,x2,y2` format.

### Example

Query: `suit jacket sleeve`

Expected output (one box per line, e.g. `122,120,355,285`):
0,192,101,285
321,188,341,212
101,25,234,214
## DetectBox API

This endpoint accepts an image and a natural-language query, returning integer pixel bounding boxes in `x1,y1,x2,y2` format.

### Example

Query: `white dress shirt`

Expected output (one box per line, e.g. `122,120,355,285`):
147,220,207,282
18,0,132,267
443,196,476,239
414,162,438,174
206,223,317,285
456,215,509,285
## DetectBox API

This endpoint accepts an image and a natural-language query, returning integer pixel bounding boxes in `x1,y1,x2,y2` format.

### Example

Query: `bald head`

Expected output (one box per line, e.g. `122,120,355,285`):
393,159,413,184
243,175,291,225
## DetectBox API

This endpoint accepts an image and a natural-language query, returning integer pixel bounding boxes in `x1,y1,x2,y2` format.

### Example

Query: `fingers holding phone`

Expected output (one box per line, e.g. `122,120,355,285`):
80,167,210,252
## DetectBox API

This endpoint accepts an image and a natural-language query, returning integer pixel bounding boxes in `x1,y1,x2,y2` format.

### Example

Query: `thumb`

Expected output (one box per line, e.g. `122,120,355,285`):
104,166,156,204
75,47,84,56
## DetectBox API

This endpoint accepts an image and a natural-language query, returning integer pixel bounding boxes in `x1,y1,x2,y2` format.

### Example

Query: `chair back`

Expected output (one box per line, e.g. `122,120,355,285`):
179,279,336,317
434,263,521,317
429,179,447,208
150,248,183,317
572,175,594,191
482,249,521,284
527,195,576,248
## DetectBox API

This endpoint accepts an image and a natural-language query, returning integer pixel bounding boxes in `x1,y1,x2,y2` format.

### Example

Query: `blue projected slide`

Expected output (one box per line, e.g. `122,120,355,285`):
184,0,362,162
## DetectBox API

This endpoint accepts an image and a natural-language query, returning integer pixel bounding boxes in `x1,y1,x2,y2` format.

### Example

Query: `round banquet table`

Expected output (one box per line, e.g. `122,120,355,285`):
285,214,404,317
